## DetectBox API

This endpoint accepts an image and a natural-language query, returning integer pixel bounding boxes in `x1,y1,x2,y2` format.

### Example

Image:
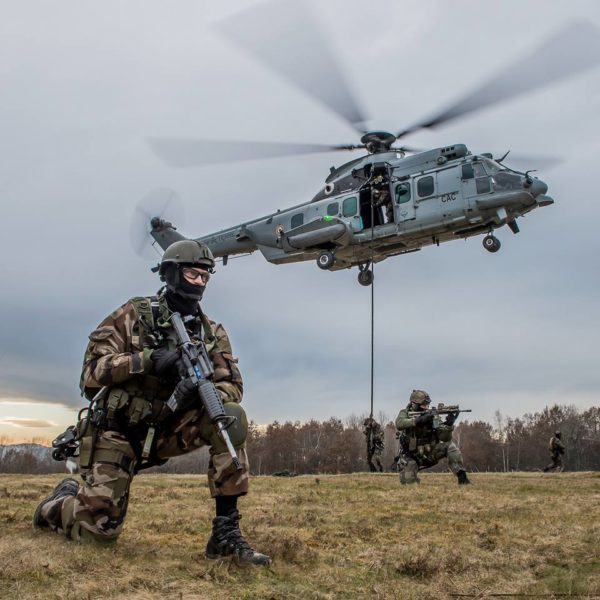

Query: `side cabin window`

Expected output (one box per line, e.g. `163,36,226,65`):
395,182,411,204
291,213,304,229
342,196,357,217
417,175,435,198
327,202,339,216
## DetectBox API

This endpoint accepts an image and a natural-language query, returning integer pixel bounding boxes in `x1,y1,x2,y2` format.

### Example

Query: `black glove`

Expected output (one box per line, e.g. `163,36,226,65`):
444,411,459,426
171,377,198,409
152,347,181,377
415,412,434,427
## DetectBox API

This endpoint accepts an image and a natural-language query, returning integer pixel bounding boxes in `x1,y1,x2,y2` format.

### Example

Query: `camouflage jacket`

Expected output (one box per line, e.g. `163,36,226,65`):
395,404,453,452
363,421,384,450
80,293,243,406
549,435,565,454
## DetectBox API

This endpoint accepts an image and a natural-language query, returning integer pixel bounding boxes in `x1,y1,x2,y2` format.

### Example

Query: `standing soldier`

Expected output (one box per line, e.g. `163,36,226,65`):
543,430,566,472
363,416,384,472
33,240,270,566
395,390,470,485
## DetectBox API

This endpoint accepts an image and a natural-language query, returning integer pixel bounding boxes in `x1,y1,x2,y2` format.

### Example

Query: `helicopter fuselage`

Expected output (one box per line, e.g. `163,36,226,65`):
151,143,553,278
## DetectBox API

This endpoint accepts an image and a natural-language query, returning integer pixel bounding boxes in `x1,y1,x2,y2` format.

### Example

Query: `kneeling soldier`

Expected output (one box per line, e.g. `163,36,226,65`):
395,390,470,485
33,240,269,566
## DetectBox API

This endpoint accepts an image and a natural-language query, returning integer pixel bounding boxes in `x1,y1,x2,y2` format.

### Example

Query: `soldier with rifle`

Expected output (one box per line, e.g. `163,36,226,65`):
543,430,565,472
33,240,270,566
394,390,471,485
363,416,384,472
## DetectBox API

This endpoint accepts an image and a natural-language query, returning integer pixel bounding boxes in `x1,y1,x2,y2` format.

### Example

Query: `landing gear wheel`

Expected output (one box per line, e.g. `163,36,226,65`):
358,269,374,286
316,251,335,270
483,235,501,253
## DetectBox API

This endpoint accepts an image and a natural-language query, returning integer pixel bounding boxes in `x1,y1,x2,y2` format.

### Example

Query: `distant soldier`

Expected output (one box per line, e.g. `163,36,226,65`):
543,431,565,472
32,240,269,566
395,390,471,485
363,417,384,472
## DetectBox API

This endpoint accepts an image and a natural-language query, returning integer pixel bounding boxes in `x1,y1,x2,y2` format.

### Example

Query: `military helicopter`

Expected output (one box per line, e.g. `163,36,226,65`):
143,2,600,286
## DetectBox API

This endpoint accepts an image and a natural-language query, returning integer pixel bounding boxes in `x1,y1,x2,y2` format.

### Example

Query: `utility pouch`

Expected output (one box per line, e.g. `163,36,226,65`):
127,396,152,426
437,425,452,442
408,435,417,452
106,388,129,420
76,415,95,470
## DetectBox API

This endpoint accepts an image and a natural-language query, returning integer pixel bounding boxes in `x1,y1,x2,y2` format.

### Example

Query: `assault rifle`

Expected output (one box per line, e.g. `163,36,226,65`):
408,403,471,429
166,311,242,471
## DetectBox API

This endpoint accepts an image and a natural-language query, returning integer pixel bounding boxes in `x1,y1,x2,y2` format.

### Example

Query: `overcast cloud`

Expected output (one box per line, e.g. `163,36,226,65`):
1,0,599,433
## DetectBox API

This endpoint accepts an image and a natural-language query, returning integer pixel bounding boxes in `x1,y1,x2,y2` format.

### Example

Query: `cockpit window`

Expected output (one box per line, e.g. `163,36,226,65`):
291,213,304,229
327,202,339,216
462,164,474,179
492,171,523,191
473,163,487,178
473,162,491,194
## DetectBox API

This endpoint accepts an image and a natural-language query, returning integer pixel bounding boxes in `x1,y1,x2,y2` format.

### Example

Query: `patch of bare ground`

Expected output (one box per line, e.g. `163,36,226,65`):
1,472,599,599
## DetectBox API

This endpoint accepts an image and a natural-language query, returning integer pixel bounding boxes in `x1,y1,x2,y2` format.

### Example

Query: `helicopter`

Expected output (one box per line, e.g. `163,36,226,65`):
144,2,600,286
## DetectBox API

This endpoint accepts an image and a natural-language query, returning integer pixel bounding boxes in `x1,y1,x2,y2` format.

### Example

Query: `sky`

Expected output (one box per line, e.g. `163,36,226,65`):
1,0,599,443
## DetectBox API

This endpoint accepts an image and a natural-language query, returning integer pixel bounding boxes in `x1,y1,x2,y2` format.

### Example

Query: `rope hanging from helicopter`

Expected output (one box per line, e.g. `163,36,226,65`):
369,189,375,421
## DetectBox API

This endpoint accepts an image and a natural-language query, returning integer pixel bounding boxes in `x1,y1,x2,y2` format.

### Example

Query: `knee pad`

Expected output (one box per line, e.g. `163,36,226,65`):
209,403,248,454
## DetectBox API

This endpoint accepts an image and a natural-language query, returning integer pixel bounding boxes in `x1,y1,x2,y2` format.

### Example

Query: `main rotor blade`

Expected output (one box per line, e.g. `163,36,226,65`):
216,0,368,132
497,152,563,171
149,138,362,167
397,21,600,138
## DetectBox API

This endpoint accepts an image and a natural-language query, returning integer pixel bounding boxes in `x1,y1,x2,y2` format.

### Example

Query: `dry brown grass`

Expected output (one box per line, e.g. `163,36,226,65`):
1,472,599,599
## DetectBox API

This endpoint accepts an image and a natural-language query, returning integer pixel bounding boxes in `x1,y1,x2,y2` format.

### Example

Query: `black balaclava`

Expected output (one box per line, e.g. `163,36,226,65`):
162,263,206,316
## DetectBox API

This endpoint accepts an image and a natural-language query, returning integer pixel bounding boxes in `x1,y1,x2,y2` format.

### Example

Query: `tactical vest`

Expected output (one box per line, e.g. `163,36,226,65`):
102,295,216,429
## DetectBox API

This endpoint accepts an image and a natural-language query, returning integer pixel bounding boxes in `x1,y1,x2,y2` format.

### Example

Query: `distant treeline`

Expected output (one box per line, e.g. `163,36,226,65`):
1,404,598,474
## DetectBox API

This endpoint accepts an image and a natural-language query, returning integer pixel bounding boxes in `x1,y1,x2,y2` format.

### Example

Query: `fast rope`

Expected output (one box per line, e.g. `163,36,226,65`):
369,192,375,420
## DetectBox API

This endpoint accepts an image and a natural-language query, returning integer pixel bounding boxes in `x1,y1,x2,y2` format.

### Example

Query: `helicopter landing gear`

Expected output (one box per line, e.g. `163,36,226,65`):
483,234,501,253
357,264,374,286
316,251,335,270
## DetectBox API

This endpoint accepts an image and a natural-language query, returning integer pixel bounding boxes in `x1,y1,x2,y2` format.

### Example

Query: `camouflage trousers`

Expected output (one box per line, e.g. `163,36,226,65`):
367,448,384,473
543,452,563,472
398,441,464,484
39,405,249,544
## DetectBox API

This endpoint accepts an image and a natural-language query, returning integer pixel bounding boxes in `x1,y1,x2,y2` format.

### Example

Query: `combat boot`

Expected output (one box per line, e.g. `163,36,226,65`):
205,510,270,566
457,469,471,485
33,477,79,530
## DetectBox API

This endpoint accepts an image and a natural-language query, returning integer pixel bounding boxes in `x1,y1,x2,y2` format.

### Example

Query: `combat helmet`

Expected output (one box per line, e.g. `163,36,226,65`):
159,240,215,303
159,239,215,272
409,390,431,406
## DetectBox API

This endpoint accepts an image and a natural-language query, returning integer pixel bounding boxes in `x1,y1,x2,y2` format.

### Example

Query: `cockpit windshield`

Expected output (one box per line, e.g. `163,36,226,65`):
482,158,524,191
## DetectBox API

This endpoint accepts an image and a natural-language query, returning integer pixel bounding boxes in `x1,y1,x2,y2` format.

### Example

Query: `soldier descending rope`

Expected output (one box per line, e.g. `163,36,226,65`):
363,417,384,472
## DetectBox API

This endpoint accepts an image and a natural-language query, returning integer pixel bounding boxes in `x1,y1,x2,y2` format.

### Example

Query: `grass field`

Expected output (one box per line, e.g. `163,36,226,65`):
1,472,599,599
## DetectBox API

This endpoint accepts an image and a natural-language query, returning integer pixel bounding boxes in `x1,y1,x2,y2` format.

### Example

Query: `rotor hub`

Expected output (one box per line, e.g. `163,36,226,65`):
360,131,397,153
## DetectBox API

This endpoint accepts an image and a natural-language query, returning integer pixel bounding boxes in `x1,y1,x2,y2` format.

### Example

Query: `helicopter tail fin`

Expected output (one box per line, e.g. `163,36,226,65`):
150,217,186,251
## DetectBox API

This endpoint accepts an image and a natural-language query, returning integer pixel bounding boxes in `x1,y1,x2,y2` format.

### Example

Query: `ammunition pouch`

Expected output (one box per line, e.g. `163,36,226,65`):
102,377,172,430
